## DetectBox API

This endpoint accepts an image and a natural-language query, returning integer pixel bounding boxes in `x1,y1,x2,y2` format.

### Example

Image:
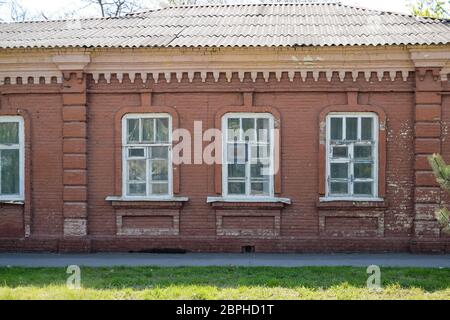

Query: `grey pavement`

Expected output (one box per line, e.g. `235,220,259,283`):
0,253,449,268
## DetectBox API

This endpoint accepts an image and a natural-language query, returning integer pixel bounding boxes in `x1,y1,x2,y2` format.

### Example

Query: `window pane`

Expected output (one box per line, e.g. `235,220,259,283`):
128,160,146,181
332,146,348,158
128,183,146,196
346,118,358,140
354,163,373,179
227,143,247,164
228,164,245,178
330,163,348,179
354,146,372,159
151,183,168,195
361,118,373,141
1,149,19,195
0,122,19,144
251,144,270,160
155,118,169,143
150,146,168,159
142,119,154,142
251,162,269,179
228,182,245,195
227,118,240,142
151,160,168,181
354,182,373,196
257,118,270,142
330,118,343,140
242,118,255,142
251,181,270,195
128,148,145,158
330,182,348,195
127,119,139,143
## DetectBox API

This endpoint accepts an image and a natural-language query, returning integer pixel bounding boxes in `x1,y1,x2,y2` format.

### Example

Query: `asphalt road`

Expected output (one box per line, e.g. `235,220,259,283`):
0,253,449,268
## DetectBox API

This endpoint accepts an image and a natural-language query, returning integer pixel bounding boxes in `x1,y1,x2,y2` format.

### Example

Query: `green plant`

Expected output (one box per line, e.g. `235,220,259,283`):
428,154,450,234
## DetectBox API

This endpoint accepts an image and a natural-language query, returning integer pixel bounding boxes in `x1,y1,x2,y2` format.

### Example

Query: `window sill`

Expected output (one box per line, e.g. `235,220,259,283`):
106,196,189,209
317,198,387,210
0,200,24,205
207,196,291,209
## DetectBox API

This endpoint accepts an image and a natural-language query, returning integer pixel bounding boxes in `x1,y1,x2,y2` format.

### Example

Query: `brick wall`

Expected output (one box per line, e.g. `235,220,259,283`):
0,70,449,253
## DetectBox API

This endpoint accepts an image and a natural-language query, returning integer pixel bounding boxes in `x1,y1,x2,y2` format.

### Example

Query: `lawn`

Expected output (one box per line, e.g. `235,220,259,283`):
0,266,449,300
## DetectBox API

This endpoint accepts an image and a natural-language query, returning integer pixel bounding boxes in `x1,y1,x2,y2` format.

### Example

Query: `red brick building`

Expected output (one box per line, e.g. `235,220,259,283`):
0,3,449,253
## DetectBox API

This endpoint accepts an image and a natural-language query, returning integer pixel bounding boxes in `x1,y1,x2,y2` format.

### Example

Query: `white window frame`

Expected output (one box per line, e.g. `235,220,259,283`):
121,113,173,200
325,112,379,201
0,116,25,201
221,113,275,199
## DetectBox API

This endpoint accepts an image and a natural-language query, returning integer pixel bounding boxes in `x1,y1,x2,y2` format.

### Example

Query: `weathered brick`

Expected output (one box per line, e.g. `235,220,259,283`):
415,171,439,187
415,187,441,204
415,204,439,220
63,218,87,237
415,155,432,170
415,105,441,122
64,202,88,218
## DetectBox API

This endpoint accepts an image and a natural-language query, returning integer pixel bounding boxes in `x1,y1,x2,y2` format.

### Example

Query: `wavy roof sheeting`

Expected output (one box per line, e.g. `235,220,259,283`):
0,3,449,49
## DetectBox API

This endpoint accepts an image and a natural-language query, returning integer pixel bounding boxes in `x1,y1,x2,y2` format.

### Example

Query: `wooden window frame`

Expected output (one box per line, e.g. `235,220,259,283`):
221,112,275,199
319,104,387,202
122,113,173,200
0,116,24,201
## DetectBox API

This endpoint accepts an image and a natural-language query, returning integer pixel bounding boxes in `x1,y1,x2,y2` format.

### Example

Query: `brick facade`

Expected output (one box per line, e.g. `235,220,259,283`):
0,47,449,253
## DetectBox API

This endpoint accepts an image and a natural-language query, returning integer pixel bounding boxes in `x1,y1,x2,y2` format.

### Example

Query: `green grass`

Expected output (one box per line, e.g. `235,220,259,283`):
0,266,449,300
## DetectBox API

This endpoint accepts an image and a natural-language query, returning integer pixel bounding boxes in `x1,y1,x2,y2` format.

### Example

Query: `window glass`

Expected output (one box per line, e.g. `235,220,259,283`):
127,119,139,143
224,115,274,197
124,115,171,197
346,118,358,140
361,118,373,141
327,114,377,198
0,123,19,144
1,149,19,195
330,118,343,140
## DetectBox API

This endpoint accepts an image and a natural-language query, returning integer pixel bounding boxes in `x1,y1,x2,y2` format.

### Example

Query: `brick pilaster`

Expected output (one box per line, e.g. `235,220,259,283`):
61,71,88,237
413,67,443,238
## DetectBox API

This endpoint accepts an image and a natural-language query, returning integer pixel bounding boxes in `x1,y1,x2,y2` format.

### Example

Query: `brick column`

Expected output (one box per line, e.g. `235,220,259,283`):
413,67,443,238
61,71,88,237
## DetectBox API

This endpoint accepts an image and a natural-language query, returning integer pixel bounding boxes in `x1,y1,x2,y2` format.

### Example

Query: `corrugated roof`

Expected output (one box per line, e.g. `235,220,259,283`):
0,3,449,49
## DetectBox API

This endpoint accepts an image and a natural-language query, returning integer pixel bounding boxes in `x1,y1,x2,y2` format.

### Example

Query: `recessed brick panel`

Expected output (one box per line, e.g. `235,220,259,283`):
62,93,87,106
63,170,87,186
415,138,441,154
63,106,87,122
415,105,441,122
63,186,87,202
415,204,439,220
415,171,439,187
63,122,87,138
63,154,87,169
64,202,88,218
414,187,441,204
415,122,441,138
63,138,87,154
415,155,432,170
415,92,442,105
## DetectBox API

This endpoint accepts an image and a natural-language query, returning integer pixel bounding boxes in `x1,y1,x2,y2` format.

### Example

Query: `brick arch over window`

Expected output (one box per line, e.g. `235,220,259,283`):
318,104,387,198
214,106,282,195
114,106,180,196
